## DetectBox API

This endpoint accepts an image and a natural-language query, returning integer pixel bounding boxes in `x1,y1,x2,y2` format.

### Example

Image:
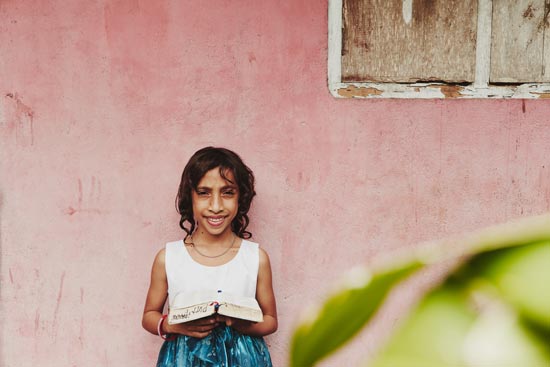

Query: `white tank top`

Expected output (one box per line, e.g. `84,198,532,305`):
165,239,260,306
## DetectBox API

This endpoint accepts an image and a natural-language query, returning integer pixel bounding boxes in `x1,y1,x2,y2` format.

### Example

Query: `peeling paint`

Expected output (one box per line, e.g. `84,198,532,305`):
436,85,464,98
337,85,383,97
402,0,413,25
426,84,465,98
532,92,550,98
330,81,550,99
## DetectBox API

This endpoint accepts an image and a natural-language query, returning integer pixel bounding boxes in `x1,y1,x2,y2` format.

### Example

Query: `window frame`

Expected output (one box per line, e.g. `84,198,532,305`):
328,0,550,99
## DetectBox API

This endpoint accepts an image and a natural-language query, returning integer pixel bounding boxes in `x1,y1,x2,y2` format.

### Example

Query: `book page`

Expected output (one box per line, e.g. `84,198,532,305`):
168,302,216,324
168,291,263,324
218,302,263,322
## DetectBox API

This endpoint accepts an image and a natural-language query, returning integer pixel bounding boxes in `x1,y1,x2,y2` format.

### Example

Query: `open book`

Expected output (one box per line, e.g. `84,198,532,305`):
168,291,264,325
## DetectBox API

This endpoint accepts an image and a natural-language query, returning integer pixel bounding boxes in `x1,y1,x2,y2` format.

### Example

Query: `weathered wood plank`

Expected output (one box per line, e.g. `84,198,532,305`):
490,0,549,83
341,0,478,83
544,0,550,80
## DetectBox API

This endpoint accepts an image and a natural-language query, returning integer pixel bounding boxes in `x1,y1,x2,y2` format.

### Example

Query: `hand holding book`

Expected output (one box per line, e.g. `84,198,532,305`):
162,315,221,339
168,290,264,325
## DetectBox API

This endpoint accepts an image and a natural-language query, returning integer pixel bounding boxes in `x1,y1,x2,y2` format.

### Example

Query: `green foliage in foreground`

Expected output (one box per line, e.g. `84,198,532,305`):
290,214,550,367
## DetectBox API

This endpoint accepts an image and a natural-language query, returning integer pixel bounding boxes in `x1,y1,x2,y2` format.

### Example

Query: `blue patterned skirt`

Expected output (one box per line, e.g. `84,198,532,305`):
156,326,273,367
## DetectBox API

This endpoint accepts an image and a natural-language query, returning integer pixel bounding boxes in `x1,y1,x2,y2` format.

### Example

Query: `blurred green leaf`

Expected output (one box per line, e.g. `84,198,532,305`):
368,285,476,367
290,261,424,367
467,241,550,329
460,299,550,367
289,214,550,367
460,215,550,255
368,283,550,367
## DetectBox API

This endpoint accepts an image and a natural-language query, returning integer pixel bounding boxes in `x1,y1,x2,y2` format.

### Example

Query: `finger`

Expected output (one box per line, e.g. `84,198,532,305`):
190,322,219,333
197,324,217,332
172,323,213,335
193,330,213,339
193,317,218,326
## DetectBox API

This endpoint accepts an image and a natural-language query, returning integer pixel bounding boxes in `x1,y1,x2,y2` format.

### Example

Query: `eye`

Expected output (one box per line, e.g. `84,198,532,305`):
222,189,236,197
196,190,209,197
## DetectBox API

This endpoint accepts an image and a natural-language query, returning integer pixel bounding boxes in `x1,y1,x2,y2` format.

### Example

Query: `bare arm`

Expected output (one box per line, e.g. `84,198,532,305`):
142,249,220,339
218,247,278,337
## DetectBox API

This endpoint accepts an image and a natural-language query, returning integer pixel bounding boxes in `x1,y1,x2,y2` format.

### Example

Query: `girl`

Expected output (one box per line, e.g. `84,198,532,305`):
142,147,277,366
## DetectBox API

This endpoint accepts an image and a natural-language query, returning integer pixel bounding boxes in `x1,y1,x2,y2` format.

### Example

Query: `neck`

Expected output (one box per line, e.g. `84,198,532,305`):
190,230,235,246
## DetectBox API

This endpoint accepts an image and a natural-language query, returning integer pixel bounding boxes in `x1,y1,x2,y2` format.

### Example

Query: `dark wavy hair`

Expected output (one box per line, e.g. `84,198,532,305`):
176,147,256,239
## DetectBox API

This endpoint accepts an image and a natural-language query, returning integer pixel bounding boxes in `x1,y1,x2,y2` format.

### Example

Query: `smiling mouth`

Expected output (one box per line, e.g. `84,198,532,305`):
207,217,225,226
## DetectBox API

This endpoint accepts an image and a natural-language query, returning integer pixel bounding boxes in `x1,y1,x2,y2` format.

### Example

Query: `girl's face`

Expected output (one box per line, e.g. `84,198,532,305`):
191,167,239,238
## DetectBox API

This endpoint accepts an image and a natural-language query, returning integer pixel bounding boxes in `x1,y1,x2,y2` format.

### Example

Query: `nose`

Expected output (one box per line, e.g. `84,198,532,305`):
209,193,223,213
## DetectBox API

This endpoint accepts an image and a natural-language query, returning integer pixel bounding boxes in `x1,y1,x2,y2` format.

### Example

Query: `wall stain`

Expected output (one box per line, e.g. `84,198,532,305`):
5,93,35,146
52,271,66,334
248,52,257,63
65,177,103,215
538,1,550,31
35,309,40,334
413,0,437,22
65,206,102,216
79,318,85,348
523,4,536,19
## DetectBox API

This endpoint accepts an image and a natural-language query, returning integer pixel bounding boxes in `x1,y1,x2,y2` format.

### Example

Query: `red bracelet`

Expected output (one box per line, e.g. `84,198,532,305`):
157,314,176,341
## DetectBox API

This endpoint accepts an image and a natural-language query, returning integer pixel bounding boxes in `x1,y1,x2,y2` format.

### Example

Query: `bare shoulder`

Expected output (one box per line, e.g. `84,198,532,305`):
154,248,166,265
258,246,272,266
150,248,167,276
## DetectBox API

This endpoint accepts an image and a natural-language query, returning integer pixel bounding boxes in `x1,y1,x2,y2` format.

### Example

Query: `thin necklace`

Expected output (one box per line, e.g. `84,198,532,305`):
187,234,237,258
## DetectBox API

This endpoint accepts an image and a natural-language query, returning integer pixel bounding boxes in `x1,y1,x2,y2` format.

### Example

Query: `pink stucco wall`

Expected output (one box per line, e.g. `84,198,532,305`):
1,1,549,366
